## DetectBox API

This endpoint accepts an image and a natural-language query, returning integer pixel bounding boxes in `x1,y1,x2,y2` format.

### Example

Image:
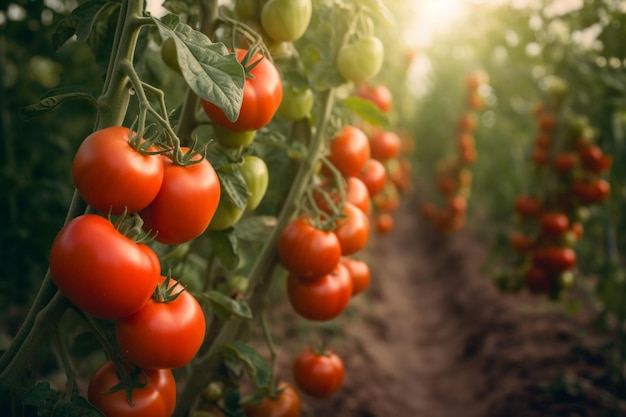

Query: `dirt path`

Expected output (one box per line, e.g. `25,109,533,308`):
293,200,615,417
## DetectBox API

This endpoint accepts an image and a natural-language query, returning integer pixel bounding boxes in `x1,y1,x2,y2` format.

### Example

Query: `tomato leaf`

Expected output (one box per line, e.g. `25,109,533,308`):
206,228,240,270
24,382,59,415
218,170,249,211
86,1,121,66
343,96,390,127
215,341,271,388
51,397,104,417
51,0,109,51
153,14,245,123
21,87,98,120
203,290,252,320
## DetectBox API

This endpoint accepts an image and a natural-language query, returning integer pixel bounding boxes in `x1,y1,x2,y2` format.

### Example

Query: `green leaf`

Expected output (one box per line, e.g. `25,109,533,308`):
206,228,240,270
218,170,249,211
343,96,390,127
215,341,271,388
21,87,98,120
51,0,108,50
203,290,252,320
361,0,396,27
24,382,59,415
51,397,104,417
86,2,121,65
153,14,245,123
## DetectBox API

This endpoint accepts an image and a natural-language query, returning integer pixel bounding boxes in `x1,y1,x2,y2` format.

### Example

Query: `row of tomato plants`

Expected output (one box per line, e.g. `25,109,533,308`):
0,1,415,417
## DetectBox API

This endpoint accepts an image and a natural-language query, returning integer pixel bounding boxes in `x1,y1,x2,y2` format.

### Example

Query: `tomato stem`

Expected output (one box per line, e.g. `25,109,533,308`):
52,325,77,401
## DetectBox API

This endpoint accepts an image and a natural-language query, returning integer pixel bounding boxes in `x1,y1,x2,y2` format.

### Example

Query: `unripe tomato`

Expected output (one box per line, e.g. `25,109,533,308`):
208,198,245,231
261,0,312,42
202,49,282,132
293,348,345,398
50,214,160,319
326,125,371,177
141,150,221,245
277,83,314,121
244,382,301,417
337,36,384,84
213,124,257,149
161,37,181,74
116,277,206,370
88,361,176,417
241,155,270,211
72,126,164,215
287,263,352,321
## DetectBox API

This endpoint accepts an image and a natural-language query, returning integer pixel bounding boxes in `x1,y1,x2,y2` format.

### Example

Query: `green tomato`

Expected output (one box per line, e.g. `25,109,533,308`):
207,198,245,231
241,155,269,211
337,36,384,84
277,84,314,121
161,37,181,75
212,124,257,149
261,0,312,42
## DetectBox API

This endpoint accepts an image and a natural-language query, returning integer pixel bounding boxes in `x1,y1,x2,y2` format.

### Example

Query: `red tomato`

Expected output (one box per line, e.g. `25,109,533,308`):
244,382,301,417
532,246,576,273
358,159,387,197
447,195,467,214
551,152,577,173
356,83,392,112
326,125,371,177
279,216,341,279
514,195,542,218
346,176,371,214
49,214,160,319
369,130,400,162
572,178,610,204
141,150,220,245
293,347,345,398
437,176,457,196
88,361,176,417
456,113,477,132
287,263,352,321
116,277,205,370
334,202,370,255
524,267,554,294
340,257,371,296
540,212,570,237
201,49,282,132
578,144,611,173
510,232,533,252
72,126,164,215
373,182,400,213
375,212,394,234
538,113,556,132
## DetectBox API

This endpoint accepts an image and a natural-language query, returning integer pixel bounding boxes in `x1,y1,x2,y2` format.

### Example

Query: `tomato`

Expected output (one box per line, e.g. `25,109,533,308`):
447,195,467,214
369,130,400,162
532,246,576,273
141,150,220,245
538,113,556,132
437,176,457,196
287,263,352,321
467,91,484,110
524,267,554,294
334,202,369,255
49,214,160,319
358,159,387,197
241,155,269,211
244,382,301,417
340,257,371,296
375,213,394,234
578,144,612,173
540,212,570,237
465,72,486,90
356,83,392,113
72,126,164,215
551,152,577,173
161,37,181,75
337,36,384,84
373,182,400,213
456,113,477,132
279,216,341,279
201,49,282,132
293,347,344,398
261,0,312,42
514,195,542,218
88,361,176,417
325,125,371,177
116,277,205,370
213,124,257,149
461,147,478,165
572,178,610,204
457,133,475,152
277,83,314,121
535,133,551,148
346,176,371,214
208,198,245,231
510,232,533,252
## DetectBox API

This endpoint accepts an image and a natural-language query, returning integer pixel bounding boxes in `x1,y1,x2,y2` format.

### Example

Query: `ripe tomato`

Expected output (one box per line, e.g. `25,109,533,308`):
279,216,341,279
326,125,371,177
244,382,301,417
572,178,610,204
532,246,576,273
456,113,477,132
538,113,556,132
346,176,371,214
115,277,205,370
373,182,400,213
293,348,344,398
551,152,577,173
437,176,457,196
524,267,553,294
261,0,312,42
375,212,394,234
358,159,387,197
50,214,160,319
514,195,542,218
340,257,371,296
447,195,467,214
277,83,314,121
369,130,400,162
141,150,220,245
357,83,392,113
578,144,612,173
88,361,176,417
334,202,370,255
201,49,282,132
287,263,352,321
241,155,269,211
540,212,570,237
337,36,384,84
72,126,164,215
510,232,533,252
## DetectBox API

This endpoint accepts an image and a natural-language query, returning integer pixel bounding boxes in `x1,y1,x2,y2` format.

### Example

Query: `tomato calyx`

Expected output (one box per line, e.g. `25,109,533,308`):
107,365,149,406
153,275,185,303
113,211,149,242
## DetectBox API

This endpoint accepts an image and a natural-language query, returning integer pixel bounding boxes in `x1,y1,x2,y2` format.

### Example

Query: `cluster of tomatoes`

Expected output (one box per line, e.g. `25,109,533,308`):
500,86,612,296
420,72,487,233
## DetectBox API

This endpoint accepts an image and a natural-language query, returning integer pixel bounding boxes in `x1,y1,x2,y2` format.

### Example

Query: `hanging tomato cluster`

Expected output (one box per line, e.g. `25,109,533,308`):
420,72,487,233
497,79,612,296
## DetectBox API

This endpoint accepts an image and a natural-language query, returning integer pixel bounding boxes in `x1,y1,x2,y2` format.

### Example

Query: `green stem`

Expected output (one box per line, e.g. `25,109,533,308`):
52,326,77,401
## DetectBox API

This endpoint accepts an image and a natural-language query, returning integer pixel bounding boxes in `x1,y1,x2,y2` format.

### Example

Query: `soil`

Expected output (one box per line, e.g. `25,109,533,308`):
265,197,625,417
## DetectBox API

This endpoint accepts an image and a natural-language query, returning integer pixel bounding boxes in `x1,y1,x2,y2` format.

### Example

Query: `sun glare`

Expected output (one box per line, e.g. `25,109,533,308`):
406,0,471,48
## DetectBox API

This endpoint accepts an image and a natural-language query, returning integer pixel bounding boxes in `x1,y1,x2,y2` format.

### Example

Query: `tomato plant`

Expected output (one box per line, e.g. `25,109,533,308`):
293,347,345,398
72,126,164,215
